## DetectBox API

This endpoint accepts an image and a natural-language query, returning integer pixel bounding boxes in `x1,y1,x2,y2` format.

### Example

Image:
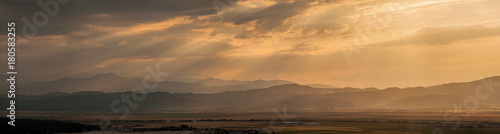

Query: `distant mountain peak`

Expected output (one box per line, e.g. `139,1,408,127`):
268,83,307,88
205,77,217,80
195,77,295,89
90,73,121,78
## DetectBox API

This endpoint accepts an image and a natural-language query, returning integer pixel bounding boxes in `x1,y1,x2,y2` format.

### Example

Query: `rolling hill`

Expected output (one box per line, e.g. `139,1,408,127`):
2,75,500,111
13,73,298,95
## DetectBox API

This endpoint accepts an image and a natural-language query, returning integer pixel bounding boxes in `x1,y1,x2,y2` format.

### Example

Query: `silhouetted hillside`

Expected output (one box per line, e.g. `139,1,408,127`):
16,73,298,95
4,76,500,111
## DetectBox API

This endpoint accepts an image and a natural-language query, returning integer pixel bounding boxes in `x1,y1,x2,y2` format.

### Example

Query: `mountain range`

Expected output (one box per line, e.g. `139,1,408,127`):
4,73,297,95
2,75,500,111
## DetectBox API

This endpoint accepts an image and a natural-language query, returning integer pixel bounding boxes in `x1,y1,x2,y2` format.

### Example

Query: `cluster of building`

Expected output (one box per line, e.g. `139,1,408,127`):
437,121,500,128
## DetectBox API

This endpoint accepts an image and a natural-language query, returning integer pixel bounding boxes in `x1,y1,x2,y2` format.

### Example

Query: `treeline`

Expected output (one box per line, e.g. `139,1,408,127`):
0,117,100,133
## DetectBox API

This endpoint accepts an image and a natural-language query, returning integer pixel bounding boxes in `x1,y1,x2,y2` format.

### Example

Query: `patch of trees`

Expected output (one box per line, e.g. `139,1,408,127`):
0,117,100,133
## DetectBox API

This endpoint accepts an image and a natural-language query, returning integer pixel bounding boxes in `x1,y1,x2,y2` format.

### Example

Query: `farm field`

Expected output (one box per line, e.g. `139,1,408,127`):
8,110,500,133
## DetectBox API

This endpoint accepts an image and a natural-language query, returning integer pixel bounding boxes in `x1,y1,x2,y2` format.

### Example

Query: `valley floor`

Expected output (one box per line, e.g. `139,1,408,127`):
7,110,500,133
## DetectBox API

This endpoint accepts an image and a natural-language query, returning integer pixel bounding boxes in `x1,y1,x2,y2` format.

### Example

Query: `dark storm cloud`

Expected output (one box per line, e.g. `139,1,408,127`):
0,0,218,35
1,0,343,37
221,0,315,37
0,0,349,81
223,0,310,24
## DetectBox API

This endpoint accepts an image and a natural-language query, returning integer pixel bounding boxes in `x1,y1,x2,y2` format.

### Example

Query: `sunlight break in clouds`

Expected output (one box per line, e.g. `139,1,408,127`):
1,0,500,88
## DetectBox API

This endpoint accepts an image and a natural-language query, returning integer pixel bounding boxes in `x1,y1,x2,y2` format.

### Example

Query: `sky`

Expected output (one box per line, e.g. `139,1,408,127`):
1,0,500,88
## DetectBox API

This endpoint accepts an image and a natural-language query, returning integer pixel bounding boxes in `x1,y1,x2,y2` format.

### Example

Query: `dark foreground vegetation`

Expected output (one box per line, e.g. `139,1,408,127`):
0,117,100,133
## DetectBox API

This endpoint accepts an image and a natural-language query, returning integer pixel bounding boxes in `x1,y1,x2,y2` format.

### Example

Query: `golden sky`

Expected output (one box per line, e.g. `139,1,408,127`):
2,0,500,88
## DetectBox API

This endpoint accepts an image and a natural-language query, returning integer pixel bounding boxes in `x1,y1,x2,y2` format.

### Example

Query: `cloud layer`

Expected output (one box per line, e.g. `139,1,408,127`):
1,0,500,88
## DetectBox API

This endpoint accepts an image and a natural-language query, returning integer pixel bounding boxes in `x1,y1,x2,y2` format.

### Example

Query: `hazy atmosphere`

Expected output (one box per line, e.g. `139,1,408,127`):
2,0,500,133
2,0,500,88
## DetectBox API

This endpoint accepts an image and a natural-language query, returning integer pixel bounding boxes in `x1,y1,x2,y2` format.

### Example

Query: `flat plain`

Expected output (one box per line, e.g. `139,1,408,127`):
7,109,500,133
